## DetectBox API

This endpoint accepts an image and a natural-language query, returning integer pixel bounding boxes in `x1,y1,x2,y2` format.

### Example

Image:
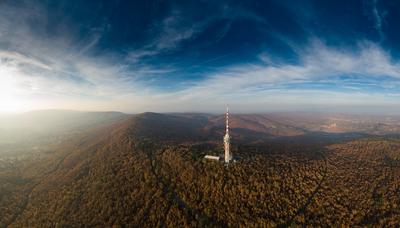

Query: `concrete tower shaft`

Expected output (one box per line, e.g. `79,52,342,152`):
224,106,231,163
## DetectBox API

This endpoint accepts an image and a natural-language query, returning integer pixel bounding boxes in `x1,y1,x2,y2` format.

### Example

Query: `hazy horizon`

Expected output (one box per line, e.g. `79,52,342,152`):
3,106,400,117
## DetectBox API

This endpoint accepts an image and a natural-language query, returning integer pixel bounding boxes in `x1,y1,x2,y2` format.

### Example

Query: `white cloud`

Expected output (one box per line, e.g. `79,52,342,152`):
0,1,399,113
372,0,386,41
364,0,387,41
0,51,52,71
0,1,173,112
157,40,400,112
125,8,217,63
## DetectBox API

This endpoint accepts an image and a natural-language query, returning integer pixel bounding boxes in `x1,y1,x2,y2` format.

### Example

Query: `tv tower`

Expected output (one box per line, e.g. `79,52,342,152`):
224,106,231,163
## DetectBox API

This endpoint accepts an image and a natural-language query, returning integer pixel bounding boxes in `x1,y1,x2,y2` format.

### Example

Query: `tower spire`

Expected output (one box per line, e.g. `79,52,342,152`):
226,106,229,135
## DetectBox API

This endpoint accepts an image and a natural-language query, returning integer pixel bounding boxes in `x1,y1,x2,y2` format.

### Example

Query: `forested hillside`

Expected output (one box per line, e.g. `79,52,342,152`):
1,112,400,227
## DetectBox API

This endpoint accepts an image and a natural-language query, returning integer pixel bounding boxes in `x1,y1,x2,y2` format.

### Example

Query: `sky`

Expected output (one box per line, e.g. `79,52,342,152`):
1,0,400,114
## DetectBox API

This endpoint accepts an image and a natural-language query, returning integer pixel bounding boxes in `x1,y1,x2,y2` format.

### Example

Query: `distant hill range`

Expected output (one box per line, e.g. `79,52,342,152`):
1,110,400,146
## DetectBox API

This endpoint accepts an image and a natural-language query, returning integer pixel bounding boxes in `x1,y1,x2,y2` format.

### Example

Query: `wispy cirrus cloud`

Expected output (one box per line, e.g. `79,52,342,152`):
125,4,268,64
125,8,214,63
158,40,400,112
0,1,178,111
364,0,387,41
1,0,400,114
0,51,52,71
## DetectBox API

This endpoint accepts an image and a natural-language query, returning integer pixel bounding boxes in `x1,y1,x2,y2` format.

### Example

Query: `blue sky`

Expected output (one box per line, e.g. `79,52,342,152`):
0,0,400,113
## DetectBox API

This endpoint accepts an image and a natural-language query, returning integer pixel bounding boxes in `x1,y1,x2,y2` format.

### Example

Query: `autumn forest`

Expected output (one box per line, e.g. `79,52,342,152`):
1,111,400,227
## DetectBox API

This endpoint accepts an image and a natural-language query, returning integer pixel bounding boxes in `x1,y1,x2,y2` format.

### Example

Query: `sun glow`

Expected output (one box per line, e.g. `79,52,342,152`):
0,66,27,113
